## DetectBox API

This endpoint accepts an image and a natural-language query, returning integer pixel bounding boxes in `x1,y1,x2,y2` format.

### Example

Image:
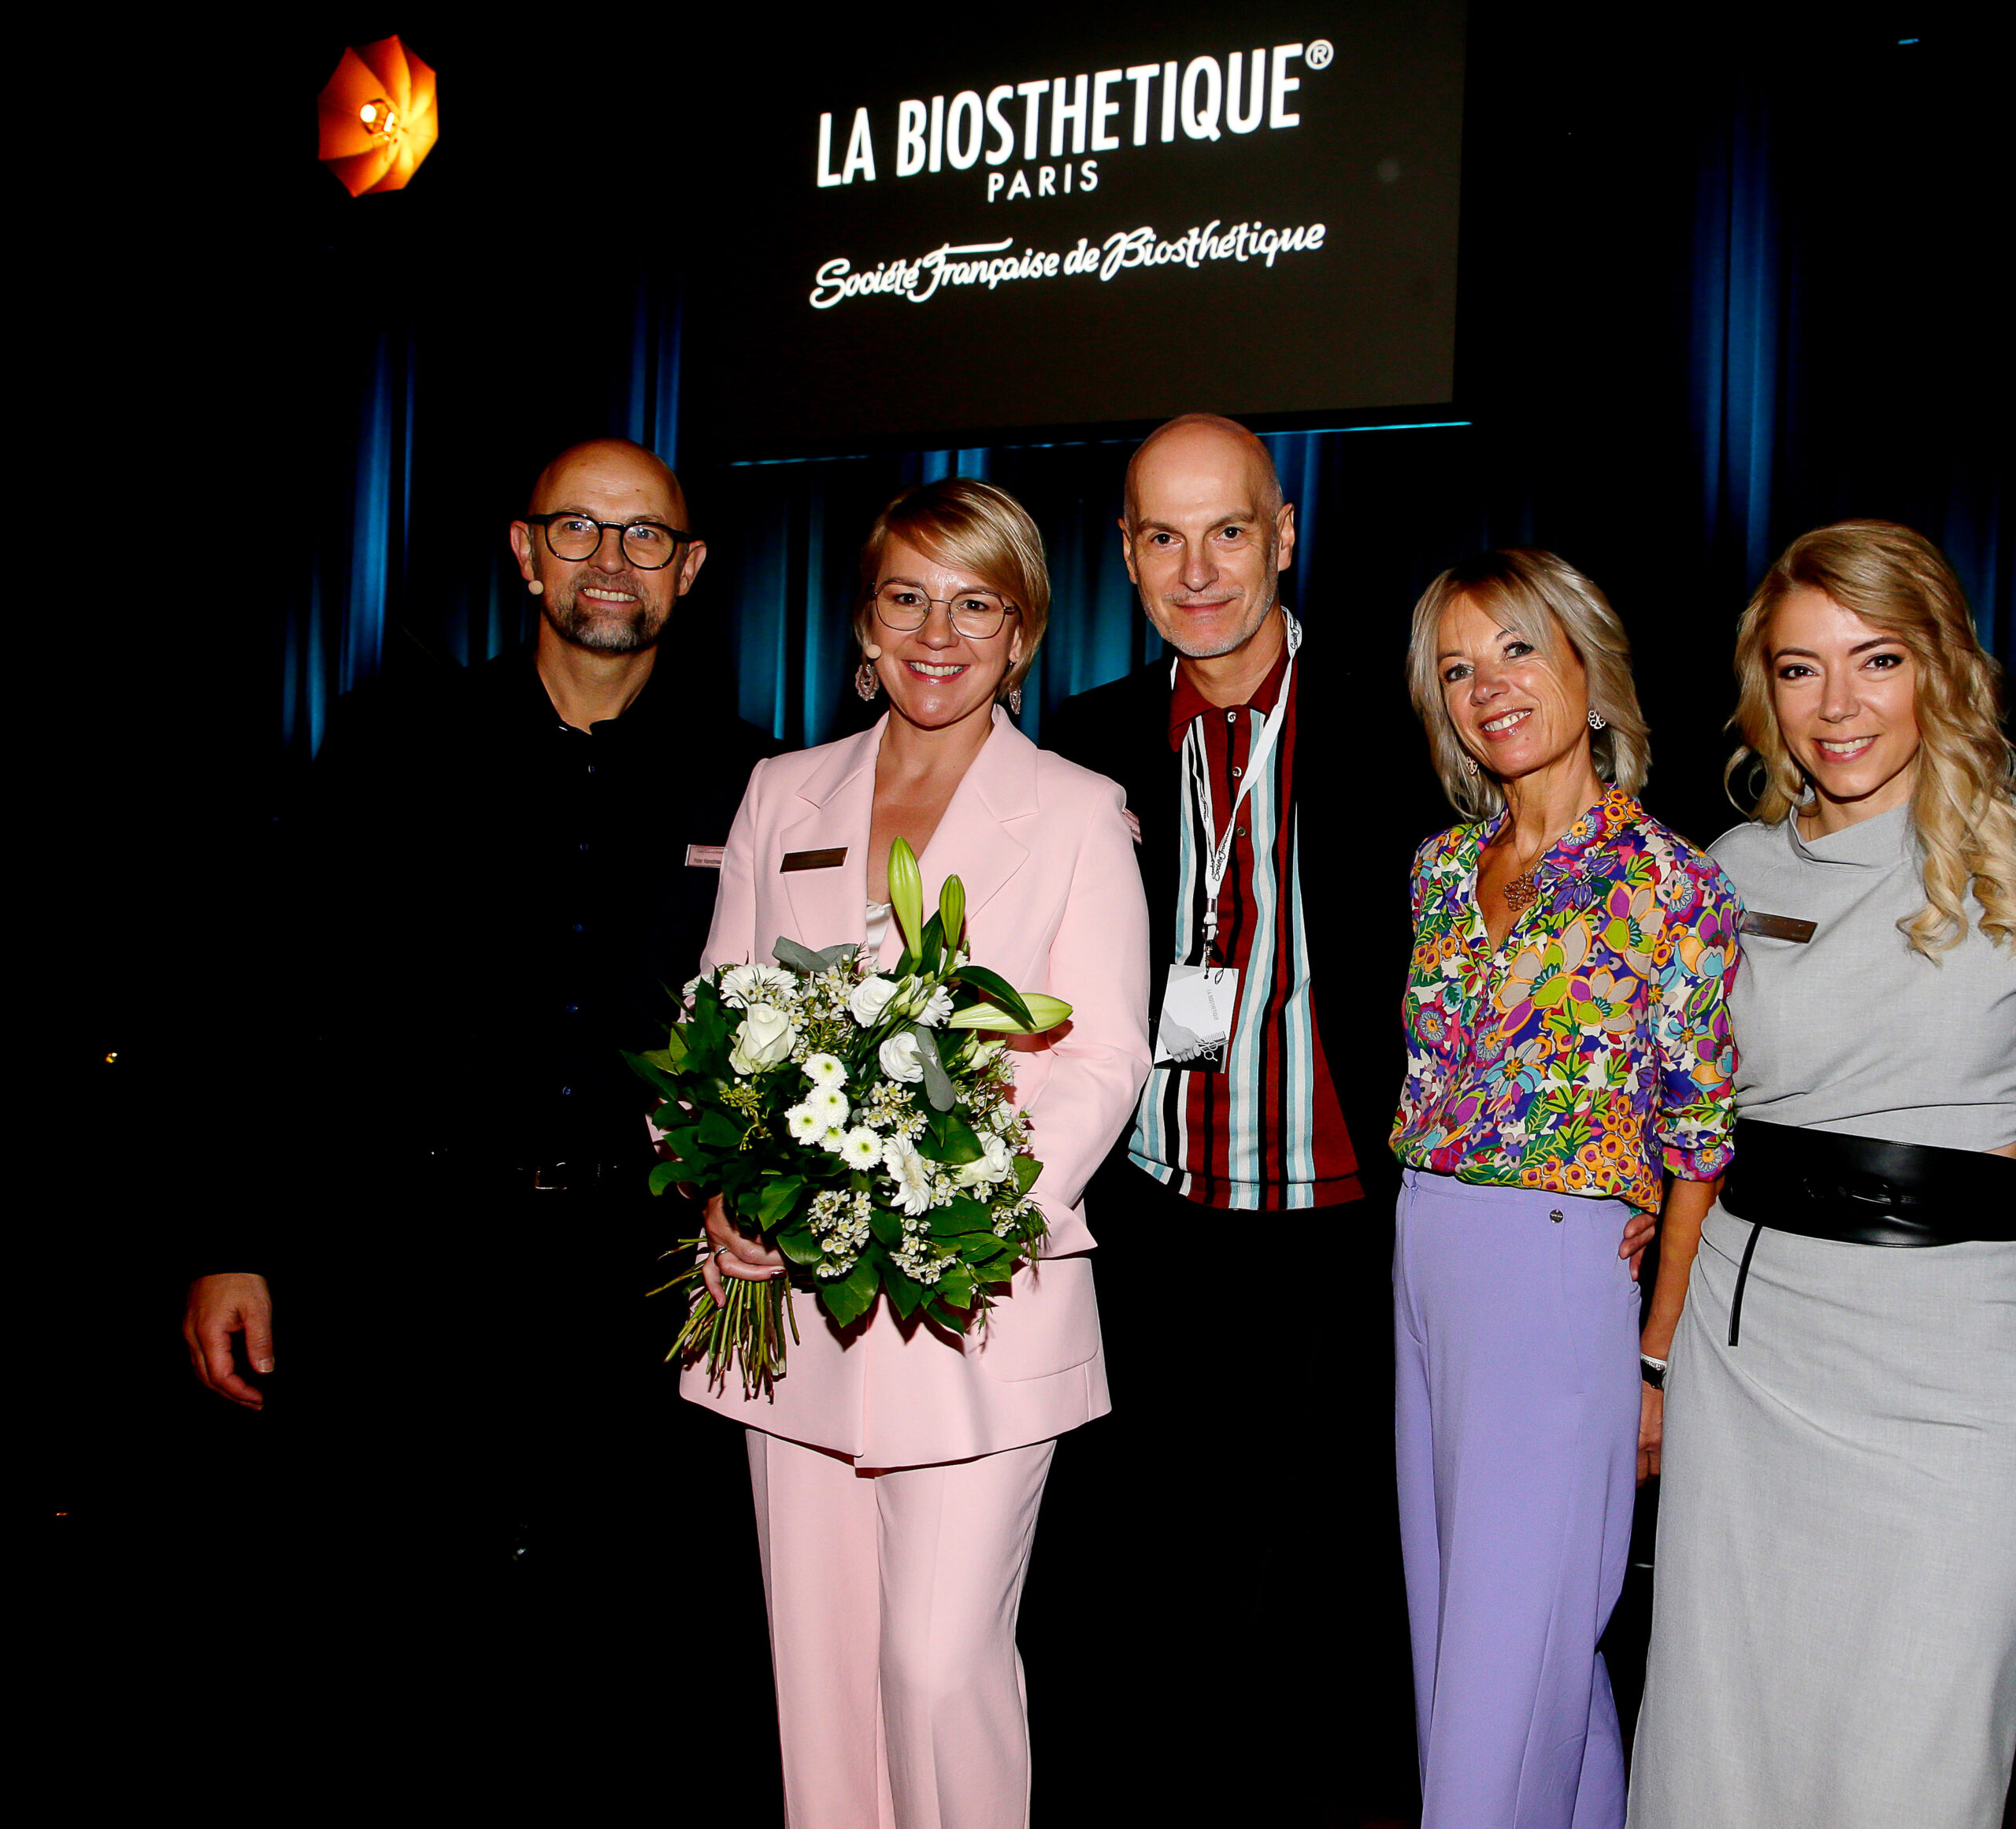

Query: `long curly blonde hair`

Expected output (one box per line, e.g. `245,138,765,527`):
1728,519,2015,955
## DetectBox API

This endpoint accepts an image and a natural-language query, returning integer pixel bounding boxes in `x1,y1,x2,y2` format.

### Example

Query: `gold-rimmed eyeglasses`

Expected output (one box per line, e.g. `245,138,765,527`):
869,581,1021,640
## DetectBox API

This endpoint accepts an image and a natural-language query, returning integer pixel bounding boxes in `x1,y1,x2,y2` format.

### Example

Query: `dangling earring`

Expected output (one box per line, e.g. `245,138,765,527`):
1462,755,1479,776
855,659,880,702
1588,709,1606,731
1007,685,1023,714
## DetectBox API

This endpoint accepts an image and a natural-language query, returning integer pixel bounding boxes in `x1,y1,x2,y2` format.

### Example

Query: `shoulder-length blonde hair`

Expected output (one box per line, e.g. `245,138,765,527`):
1405,548,1651,820
1729,519,2016,956
855,477,1050,697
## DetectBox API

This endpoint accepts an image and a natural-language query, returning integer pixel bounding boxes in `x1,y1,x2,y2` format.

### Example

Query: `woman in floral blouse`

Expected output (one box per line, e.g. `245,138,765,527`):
1389,549,1740,1829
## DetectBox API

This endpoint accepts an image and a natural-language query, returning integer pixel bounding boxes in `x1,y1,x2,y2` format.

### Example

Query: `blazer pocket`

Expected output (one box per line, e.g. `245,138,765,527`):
967,1254,1102,1383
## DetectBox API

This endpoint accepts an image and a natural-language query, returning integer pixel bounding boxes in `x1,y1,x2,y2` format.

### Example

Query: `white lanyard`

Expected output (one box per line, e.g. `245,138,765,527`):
1175,613,1301,960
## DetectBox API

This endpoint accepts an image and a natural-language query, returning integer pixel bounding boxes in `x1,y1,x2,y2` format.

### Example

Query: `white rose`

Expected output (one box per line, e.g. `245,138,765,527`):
914,985,955,1029
728,1001,797,1074
850,976,900,1026
954,1133,1016,1188
878,1032,925,1083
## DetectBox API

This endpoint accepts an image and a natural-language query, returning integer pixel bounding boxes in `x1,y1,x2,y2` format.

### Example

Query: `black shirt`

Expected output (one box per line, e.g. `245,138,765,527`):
213,643,775,1266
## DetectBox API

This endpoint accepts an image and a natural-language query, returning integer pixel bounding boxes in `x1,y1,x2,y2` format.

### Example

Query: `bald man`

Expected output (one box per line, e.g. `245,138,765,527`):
177,439,775,1678
1040,414,1438,1818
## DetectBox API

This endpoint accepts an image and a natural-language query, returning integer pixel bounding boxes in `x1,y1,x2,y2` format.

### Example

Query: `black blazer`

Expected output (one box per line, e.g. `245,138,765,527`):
1045,643,1446,1190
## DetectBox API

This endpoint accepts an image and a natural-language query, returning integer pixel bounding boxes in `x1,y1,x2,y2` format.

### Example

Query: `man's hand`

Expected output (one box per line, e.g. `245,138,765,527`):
1620,1211,1656,1282
183,1273,274,1409
699,1197,784,1308
1637,1382,1664,1486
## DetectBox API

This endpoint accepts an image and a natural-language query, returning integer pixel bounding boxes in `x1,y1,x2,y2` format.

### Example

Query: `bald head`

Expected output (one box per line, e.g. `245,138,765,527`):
511,437,706,659
529,437,688,527
1117,413,1295,669
1124,414,1282,529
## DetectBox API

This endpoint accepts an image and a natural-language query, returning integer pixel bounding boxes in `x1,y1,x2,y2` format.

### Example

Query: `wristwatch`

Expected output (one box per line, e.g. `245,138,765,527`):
1640,1353,1669,1391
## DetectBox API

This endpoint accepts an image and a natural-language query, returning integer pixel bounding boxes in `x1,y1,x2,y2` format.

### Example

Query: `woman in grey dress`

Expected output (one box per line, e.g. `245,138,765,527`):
1629,521,2016,1829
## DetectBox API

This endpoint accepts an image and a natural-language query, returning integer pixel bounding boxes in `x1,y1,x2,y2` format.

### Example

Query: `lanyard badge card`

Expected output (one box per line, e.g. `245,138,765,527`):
1151,618,1299,1073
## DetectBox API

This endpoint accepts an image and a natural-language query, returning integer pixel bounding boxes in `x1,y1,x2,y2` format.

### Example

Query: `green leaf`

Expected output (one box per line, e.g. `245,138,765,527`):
819,1253,881,1329
869,1207,903,1248
757,1174,805,1229
910,1023,957,1113
936,1260,977,1314
621,1052,684,1100
886,1268,925,1319
775,1225,824,1266
696,1111,742,1151
771,936,831,976
928,1195,993,1237
947,966,1034,1030
888,837,925,955
647,1162,687,1196
919,912,944,977
920,1107,984,1165
1013,1154,1041,1195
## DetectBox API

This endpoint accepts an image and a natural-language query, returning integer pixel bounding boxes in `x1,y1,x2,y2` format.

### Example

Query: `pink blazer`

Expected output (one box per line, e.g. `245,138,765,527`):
680,709,1151,1467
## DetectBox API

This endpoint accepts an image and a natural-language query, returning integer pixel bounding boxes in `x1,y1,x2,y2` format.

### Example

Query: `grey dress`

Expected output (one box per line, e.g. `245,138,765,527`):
1628,806,2016,1829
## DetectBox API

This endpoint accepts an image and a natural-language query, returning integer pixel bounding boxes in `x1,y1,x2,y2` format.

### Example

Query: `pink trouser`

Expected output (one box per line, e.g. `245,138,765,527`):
747,1430,1058,1829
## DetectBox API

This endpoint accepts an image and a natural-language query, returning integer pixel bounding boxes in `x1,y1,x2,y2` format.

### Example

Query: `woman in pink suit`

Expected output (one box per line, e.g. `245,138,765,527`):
690,477,1152,1829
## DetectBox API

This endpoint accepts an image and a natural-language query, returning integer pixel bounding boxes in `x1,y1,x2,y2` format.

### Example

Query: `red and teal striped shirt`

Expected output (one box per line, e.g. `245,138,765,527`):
1128,620,1362,1210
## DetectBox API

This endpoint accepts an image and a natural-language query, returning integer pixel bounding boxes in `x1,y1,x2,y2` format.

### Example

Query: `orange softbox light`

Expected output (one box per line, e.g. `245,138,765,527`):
318,36,439,196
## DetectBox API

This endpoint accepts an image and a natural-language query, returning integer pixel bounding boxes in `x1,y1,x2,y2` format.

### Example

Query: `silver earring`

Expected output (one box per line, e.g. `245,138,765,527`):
1462,755,1478,776
1588,710,1606,731
855,660,880,703
1007,685,1023,714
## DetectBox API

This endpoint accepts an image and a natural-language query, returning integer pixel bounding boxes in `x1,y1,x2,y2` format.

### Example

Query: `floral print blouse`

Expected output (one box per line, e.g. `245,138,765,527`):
1391,787,1741,1213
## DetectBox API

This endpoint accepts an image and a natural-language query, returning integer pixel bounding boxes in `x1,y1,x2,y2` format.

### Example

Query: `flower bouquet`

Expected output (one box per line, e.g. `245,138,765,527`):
629,837,1071,1397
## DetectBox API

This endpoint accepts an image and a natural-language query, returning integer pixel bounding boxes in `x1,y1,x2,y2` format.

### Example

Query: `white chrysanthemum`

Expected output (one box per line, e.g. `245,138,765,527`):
882,1138,935,1216
914,985,955,1028
802,1052,847,1089
879,1033,925,1084
784,1103,825,1144
818,1125,849,1153
839,1126,884,1170
806,1085,850,1127
849,976,900,1026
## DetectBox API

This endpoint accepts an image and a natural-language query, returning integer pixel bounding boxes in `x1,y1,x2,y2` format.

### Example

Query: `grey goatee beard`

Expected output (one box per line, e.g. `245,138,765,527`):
541,576,669,654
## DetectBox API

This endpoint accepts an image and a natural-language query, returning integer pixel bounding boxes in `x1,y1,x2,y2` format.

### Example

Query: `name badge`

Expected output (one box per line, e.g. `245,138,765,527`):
1739,911,1817,944
782,847,848,873
1154,963,1239,1072
684,844,724,870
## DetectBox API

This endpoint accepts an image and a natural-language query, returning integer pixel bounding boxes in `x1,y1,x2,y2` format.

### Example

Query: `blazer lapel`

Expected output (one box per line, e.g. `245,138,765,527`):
776,722,880,957
909,710,1036,949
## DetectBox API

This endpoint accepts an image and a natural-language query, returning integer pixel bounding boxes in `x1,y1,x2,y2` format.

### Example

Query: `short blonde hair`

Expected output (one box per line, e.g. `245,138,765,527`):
1405,549,1650,820
855,477,1050,696
1729,519,2015,955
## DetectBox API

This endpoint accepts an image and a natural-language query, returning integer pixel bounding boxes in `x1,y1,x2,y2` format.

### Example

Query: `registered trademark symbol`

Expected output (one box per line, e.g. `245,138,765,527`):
1306,39,1334,69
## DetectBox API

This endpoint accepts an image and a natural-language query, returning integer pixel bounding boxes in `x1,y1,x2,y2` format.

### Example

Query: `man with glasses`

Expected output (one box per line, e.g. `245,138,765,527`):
178,438,775,1751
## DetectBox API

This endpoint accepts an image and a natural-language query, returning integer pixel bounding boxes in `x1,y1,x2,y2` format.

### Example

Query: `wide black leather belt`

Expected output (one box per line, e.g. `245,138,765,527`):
1718,1119,2016,1344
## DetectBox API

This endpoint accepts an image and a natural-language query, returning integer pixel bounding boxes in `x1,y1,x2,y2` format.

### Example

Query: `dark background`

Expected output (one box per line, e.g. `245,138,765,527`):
34,3,2007,1823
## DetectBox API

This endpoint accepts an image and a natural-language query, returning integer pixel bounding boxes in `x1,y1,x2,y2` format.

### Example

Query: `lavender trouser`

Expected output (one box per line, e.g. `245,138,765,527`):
1394,1170,1642,1829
